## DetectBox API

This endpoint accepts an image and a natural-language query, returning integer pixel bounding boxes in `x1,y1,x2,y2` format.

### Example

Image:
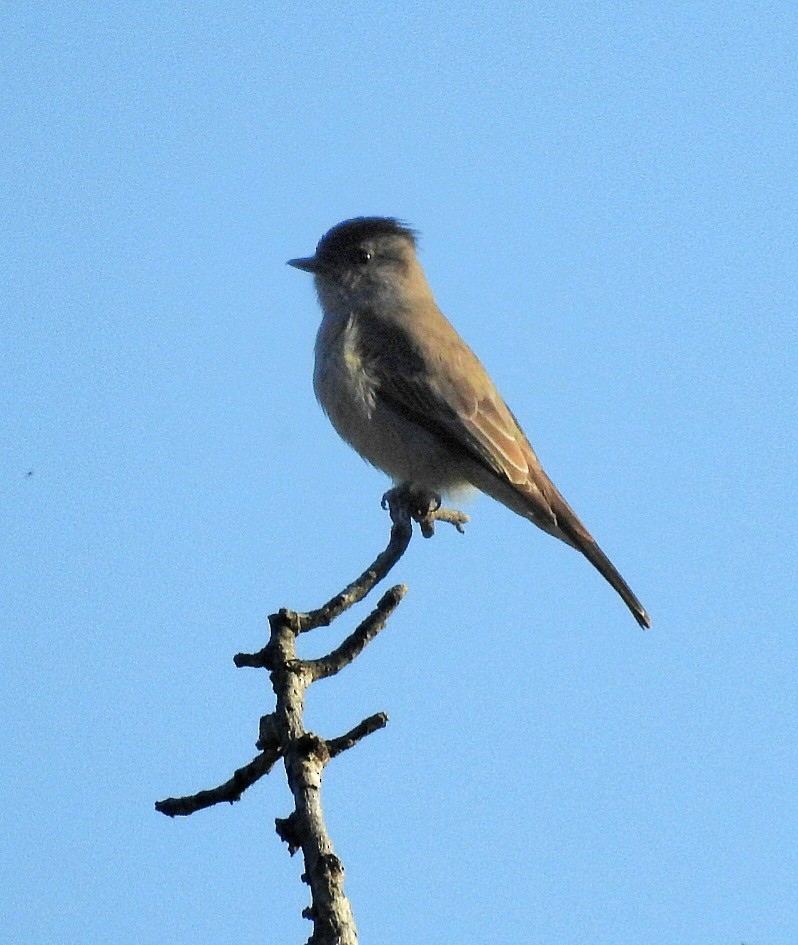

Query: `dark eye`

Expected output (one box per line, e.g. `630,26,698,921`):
354,247,372,265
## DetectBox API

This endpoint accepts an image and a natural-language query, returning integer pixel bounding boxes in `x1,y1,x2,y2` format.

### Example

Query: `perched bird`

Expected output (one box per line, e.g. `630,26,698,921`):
288,217,650,628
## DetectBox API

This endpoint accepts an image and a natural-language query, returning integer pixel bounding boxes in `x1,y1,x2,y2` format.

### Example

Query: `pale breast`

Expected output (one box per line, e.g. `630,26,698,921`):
313,311,475,493
314,314,378,453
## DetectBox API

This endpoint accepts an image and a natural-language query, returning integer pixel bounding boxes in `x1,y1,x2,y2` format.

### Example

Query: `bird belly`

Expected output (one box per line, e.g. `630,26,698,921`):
314,326,471,496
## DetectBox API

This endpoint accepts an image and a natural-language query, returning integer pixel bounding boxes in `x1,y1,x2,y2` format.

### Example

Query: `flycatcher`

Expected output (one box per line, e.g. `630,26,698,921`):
288,217,650,628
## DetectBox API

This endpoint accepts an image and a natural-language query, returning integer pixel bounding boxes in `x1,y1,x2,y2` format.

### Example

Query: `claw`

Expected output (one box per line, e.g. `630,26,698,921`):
380,486,467,538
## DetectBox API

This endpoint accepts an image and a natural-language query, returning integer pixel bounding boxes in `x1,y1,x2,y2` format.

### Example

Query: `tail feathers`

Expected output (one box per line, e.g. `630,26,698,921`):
552,503,651,629
575,532,650,629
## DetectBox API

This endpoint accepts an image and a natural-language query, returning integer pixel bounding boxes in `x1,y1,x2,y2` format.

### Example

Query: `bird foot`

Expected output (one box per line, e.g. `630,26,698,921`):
381,486,468,538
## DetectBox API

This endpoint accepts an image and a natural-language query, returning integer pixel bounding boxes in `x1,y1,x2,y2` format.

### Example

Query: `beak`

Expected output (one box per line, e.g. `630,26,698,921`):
287,255,320,273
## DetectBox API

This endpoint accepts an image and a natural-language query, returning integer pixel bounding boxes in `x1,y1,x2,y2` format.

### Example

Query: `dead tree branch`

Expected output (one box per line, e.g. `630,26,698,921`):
155,491,468,945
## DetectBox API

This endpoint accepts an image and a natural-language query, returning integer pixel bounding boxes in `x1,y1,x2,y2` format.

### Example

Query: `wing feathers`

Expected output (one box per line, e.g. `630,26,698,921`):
359,308,552,504
354,307,649,627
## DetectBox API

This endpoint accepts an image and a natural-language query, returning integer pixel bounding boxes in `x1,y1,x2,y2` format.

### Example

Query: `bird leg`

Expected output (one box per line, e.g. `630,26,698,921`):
381,485,468,538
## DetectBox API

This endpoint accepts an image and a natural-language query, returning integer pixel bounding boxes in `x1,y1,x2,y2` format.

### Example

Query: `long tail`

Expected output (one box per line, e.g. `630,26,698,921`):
552,499,651,629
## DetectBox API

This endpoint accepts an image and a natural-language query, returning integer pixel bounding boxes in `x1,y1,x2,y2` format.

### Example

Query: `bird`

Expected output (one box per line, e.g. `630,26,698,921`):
288,217,650,628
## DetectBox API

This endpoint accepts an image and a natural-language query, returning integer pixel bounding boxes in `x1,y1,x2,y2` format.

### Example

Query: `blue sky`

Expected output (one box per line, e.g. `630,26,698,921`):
3,2,796,943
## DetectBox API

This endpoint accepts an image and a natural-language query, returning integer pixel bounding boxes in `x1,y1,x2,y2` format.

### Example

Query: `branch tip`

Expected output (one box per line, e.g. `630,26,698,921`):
155,748,279,817
307,584,406,681
327,712,389,758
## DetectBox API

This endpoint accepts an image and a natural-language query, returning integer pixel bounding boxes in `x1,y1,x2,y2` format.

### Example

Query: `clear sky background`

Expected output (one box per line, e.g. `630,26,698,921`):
3,3,796,943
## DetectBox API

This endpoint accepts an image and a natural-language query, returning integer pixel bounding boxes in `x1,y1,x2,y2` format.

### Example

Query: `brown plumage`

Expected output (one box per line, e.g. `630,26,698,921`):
289,217,650,628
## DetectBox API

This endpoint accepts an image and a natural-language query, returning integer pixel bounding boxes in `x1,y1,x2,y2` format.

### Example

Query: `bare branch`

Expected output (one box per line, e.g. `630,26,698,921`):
156,748,280,817
234,646,272,669
156,492,468,943
294,489,467,632
307,585,407,681
421,506,469,536
327,713,389,759
295,510,413,634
